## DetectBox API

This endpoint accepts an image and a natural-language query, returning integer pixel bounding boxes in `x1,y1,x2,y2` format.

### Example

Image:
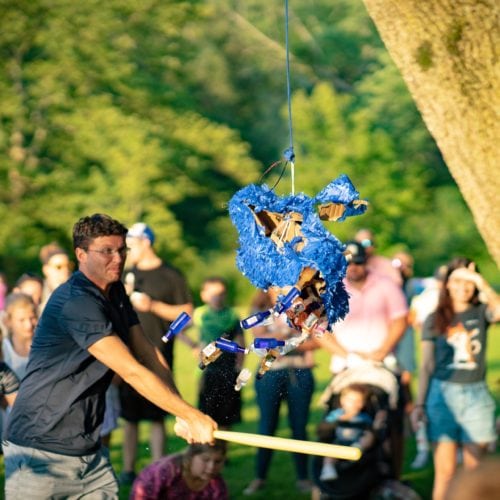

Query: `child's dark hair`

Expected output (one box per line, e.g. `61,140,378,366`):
72,214,128,250
182,440,227,469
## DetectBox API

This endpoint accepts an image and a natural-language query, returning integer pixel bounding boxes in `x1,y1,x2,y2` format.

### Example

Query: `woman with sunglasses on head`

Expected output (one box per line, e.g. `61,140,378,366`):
39,242,74,312
412,257,500,500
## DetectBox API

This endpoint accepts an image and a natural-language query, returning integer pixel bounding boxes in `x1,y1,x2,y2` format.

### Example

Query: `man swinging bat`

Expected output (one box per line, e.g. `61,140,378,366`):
3,214,216,499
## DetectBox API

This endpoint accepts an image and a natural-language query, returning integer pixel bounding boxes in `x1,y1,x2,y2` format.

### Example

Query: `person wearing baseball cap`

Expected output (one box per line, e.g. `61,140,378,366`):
119,222,195,485
317,238,408,477
345,240,368,265
354,229,401,285
127,222,156,245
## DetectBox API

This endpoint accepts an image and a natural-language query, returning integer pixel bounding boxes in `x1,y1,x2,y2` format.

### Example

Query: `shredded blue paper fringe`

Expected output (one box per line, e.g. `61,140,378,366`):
228,174,367,326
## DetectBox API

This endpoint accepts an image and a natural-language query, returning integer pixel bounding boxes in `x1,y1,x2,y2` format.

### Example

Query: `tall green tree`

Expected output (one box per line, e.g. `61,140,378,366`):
0,0,260,280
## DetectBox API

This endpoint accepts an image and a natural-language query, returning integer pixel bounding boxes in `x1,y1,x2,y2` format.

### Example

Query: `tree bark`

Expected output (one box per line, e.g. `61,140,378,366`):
362,0,500,266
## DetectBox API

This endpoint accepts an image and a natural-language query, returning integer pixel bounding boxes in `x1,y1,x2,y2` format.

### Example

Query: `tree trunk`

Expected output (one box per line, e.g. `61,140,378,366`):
362,0,500,266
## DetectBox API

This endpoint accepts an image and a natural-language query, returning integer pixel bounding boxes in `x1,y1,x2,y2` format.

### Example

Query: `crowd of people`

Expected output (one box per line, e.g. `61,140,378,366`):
0,218,498,500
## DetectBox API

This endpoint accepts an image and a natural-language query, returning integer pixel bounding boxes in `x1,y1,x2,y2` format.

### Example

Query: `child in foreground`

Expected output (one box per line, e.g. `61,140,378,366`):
130,441,228,500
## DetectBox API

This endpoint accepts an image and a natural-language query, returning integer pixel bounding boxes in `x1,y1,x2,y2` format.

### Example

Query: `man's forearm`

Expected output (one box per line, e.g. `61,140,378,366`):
125,363,194,417
315,332,349,357
149,347,179,395
129,325,180,394
378,316,407,358
415,341,435,406
150,301,193,322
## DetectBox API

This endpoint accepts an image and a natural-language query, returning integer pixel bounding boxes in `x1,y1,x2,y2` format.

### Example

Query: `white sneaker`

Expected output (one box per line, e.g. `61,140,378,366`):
319,463,338,481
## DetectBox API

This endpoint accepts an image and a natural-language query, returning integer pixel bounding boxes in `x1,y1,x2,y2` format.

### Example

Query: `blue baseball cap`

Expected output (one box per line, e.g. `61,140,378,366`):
127,222,155,245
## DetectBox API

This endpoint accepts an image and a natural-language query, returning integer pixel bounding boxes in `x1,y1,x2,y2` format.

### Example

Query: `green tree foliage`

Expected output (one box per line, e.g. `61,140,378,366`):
289,81,429,250
0,0,496,289
0,0,260,280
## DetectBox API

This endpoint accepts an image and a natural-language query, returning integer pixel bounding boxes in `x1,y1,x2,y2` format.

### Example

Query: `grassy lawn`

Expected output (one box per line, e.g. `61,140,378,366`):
113,325,500,500
1,325,498,499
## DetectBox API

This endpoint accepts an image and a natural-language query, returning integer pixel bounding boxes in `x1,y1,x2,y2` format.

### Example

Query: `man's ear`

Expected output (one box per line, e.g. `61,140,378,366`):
74,247,86,263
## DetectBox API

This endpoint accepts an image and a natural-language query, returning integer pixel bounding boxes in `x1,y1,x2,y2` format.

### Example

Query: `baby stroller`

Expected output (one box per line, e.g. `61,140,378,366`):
312,363,404,500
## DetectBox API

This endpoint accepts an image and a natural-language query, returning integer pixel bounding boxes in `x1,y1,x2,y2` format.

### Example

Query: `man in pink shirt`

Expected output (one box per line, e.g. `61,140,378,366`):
318,241,408,478
327,241,408,373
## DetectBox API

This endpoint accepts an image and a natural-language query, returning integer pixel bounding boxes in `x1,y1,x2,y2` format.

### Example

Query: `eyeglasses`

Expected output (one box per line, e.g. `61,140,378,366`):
86,247,129,258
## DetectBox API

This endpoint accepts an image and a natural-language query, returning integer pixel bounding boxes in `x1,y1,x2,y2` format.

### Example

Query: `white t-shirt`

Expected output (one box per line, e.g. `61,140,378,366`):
2,337,29,380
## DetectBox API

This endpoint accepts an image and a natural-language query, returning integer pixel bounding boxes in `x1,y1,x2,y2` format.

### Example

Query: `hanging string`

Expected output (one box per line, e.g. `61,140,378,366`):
259,0,296,194
283,0,295,194
258,159,288,189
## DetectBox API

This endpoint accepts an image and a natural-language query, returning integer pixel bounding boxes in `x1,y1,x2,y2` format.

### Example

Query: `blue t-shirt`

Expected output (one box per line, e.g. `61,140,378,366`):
324,408,373,447
6,271,139,455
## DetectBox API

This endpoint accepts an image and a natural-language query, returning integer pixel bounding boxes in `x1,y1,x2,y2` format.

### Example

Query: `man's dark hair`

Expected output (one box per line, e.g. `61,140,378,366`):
73,214,128,250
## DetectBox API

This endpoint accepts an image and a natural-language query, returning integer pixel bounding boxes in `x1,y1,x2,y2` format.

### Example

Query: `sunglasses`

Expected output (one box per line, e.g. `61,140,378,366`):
51,263,74,271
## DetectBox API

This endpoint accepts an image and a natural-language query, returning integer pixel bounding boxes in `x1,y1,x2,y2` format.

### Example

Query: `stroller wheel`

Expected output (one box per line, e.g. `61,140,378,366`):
369,479,422,500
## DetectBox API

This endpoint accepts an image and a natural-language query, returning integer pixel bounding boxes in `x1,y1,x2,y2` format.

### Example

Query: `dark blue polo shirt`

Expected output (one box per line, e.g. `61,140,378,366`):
6,271,139,456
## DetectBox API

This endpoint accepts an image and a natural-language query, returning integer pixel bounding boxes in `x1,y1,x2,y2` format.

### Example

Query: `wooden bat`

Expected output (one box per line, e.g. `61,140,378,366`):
213,430,361,461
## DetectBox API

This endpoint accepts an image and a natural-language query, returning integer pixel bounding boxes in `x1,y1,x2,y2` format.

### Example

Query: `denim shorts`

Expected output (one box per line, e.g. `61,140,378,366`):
3,441,118,499
426,378,496,444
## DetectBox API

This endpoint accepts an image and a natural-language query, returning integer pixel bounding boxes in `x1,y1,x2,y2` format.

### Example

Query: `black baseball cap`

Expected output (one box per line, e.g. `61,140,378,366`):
345,240,367,264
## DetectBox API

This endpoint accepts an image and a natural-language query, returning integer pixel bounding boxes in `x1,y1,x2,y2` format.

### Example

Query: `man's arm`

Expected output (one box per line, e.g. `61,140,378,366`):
150,300,194,322
127,324,179,394
88,333,216,443
130,293,197,349
363,315,407,362
130,292,193,322
411,339,435,431
313,331,350,357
